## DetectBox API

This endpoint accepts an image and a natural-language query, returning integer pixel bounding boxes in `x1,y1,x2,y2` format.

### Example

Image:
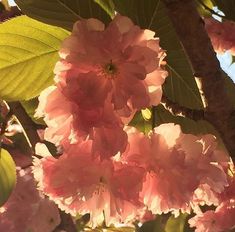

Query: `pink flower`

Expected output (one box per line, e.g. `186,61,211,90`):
205,18,235,55
188,210,222,232
33,140,145,227
191,184,220,210
121,124,228,214
0,168,60,232
218,173,235,203
55,15,167,117
189,200,235,232
36,85,127,159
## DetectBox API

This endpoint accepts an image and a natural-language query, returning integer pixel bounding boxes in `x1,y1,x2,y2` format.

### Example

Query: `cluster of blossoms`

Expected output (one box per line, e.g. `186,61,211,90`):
205,18,235,55
33,14,234,231
0,166,60,232
189,171,235,232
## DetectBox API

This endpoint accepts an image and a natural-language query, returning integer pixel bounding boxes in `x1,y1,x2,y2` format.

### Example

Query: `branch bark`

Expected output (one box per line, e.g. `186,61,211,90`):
161,94,205,121
7,102,41,152
162,0,235,160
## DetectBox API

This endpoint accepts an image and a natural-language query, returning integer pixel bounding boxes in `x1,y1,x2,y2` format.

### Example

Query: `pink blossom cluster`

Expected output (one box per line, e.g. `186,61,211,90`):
33,124,229,227
35,14,167,159
189,173,235,232
33,14,231,229
205,18,235,55
0,168,60,232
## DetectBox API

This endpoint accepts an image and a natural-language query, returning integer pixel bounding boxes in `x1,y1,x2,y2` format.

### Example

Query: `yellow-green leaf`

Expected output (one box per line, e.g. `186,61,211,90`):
0,16,69,101
0,149,16,206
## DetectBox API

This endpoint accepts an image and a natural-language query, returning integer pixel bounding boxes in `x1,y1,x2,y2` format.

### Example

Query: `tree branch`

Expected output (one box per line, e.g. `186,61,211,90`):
162,0,235,160
7,102,41,152
161,94,205,121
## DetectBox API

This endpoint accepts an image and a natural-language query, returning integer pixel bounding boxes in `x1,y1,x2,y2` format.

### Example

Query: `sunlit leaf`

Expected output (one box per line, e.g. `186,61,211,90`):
0,149,16,206
0,16,69,101
15,0,111,30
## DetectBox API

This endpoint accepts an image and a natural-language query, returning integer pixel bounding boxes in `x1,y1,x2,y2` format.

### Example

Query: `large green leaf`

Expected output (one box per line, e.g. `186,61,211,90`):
113,0,203,109
0,149,16,206
0,16,69,101
15,0,111,30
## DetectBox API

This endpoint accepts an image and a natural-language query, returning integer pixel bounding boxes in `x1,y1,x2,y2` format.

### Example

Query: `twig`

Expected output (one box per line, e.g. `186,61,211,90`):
7,102,41,152
162,0,235,161
160,94,205,121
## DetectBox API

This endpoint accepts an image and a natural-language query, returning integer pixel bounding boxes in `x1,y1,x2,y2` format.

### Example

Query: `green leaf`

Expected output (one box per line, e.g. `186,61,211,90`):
15,0,112,30
94,0,115,18
165,214,187,232
113,0,203,110
0,149,16,206
0,16,69,101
